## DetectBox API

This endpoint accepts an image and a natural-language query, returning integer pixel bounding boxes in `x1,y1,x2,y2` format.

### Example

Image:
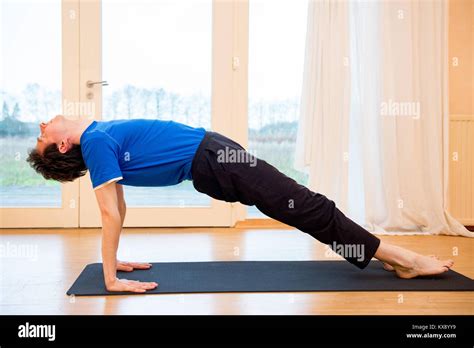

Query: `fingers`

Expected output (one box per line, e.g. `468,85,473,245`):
117,261,152,271
122,279,158,290
124,285,147,293
117,264,134,272
133,281,158,290
129,262,152,269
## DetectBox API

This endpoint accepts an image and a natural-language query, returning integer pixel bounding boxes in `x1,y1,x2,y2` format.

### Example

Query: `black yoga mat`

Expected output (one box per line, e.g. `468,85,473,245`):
66,260,474,296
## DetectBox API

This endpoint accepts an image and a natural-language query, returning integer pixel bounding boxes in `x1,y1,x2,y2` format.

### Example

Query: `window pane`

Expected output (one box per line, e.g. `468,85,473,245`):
248,0,309,217
102,0,212,207
0,0,62,207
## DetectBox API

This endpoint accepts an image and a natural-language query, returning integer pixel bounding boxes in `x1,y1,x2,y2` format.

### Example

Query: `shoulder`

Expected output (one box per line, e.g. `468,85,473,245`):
82,130,119,148
81,131,121,163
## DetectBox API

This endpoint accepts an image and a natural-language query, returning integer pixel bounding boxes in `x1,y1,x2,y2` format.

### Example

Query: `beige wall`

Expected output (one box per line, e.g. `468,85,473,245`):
448,0,473,226
449,0,473,115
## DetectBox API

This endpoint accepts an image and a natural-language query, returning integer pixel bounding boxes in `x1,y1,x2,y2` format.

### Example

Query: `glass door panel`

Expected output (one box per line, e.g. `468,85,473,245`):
102,0,212,207
0,0,80,227
0,0,62,207
247,0,309,217
78,0,233,227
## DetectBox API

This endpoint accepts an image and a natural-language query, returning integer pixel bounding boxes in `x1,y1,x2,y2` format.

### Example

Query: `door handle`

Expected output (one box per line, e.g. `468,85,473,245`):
86,80,109,88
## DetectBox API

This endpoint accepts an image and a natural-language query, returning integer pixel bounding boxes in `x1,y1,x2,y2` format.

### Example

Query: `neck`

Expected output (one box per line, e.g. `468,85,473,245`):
67,118,95,145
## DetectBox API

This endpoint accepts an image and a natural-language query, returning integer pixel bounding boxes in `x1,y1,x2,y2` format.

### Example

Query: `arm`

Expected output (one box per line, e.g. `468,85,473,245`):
95,182,123,287
114,184,152,272
116,184,126,226
95,182,157,293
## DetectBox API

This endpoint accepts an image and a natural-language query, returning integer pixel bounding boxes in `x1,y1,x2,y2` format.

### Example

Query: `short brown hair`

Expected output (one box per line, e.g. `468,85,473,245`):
27,144,87,182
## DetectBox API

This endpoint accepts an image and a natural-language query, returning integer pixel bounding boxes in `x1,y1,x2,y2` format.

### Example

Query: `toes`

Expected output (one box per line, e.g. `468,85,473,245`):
444,259,454,268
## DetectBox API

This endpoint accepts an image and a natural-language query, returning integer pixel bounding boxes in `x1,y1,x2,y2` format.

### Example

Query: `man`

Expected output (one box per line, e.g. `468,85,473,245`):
28,115,454,293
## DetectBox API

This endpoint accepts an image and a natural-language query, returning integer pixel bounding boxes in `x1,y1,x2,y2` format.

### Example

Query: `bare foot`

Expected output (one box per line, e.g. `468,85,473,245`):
392,254,454,279
375,241,454,278
383,255,439,272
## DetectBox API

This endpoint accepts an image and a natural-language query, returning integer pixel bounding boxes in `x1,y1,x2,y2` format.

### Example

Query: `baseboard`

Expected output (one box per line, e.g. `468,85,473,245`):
234,218,293,229
234,219,474,233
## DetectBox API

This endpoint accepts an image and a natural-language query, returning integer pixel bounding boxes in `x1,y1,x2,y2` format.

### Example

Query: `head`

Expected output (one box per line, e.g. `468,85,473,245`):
27,115,87,182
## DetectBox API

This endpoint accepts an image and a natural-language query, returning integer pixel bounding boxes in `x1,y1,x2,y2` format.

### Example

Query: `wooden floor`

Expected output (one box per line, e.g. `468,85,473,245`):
0,226,473,315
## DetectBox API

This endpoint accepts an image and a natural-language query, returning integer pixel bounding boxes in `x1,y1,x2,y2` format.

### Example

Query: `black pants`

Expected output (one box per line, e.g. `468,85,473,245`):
190,131,381,269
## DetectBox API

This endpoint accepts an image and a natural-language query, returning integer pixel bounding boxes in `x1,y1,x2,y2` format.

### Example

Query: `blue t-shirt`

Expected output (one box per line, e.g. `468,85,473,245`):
80,119,206,189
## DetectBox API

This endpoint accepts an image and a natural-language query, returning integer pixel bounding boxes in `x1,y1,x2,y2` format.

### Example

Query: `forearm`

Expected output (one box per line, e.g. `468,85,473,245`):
117,184,126,227
101,211,122,286
118,203,126,227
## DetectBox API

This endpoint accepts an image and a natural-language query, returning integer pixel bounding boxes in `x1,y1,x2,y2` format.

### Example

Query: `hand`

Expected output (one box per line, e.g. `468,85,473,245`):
106,277,158,293
117,260,152,272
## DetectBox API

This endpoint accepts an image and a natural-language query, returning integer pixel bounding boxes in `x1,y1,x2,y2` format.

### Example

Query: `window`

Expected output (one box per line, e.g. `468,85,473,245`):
0,0,62,207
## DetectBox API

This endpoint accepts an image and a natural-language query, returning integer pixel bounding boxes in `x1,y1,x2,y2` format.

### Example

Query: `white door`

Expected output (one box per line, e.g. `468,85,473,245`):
0,0,80,228
78,0,245,227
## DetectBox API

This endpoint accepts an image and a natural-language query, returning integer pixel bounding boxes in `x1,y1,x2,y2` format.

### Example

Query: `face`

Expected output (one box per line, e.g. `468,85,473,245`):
36,115,69,155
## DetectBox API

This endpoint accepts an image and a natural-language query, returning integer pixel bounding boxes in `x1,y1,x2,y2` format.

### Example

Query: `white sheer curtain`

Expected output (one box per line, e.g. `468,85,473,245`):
295,0,473,237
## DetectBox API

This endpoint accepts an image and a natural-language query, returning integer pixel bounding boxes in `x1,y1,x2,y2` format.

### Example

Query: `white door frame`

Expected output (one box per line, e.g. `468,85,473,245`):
77,0,249,227
0,0,81,228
